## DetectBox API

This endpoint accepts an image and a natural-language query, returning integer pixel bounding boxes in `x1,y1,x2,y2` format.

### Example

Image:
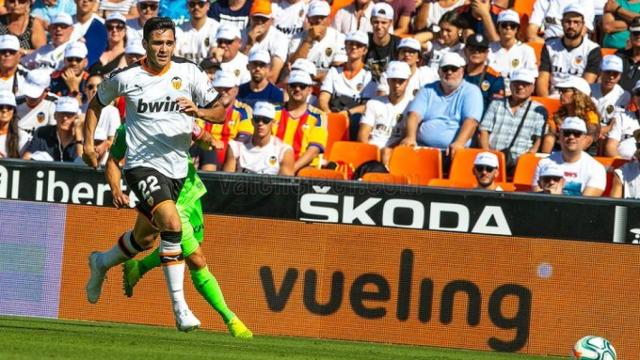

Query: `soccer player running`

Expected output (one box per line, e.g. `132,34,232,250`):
82,17,224,332
105,125,252,338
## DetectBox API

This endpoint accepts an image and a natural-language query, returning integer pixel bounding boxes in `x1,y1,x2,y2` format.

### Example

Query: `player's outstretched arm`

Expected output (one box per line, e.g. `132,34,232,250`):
83,96,105,168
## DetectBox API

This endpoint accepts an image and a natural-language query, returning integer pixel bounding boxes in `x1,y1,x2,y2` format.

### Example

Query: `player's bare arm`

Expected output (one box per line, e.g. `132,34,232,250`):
105,154,130,208
82,96,104,169
177,97,225,124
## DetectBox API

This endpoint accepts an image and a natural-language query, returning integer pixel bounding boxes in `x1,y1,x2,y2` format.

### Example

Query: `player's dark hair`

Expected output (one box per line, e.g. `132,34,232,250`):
143,17,176,42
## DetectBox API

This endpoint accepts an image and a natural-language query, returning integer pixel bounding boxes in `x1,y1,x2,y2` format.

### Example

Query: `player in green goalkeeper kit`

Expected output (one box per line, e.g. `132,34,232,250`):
106,124,252,339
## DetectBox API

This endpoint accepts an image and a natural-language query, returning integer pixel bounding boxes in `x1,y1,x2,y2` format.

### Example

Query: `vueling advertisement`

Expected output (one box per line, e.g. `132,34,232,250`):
56,206,638,357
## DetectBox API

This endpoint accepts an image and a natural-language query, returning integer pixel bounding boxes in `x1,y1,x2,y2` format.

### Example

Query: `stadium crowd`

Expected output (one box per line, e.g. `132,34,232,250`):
2,0,640,198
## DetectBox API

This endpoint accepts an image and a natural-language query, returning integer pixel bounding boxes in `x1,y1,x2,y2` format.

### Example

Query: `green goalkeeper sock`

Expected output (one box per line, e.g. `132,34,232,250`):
191,267,236,323
138,248,161,276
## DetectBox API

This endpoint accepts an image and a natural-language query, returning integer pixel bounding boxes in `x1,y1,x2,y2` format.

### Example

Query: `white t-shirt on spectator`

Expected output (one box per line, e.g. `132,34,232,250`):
320,66,377,102
614,161,640,198
0,129,29,158
21,42,69,70
590,83,631,125
607,111,640,159
332,2,374,34
377,66,439,99
425,41,465,71
227,136,292,175
94,104,121,165
426,0,465,27
488,41,538,78
177,18,220,65
290,26,346,72
220,52,251,85
126,18,144,45
532,152,606,196
0,68,26,96
99,0,135,16
273,0,307,41
529,0,595,39
360,95,411,148
243,26,289,62
17,96,57,136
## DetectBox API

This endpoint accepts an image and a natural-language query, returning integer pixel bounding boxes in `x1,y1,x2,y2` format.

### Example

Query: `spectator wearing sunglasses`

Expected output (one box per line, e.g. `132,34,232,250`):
89,13,128,76
463,33,504,111
0,91,28,158
605,80,640,159
175,0,220,65
527,0,595,42
0,35,28,95
191,70,253,171
532,117,606,196
402,52,483,159
472,152,502,191
487,10,538,79
224,101,294,175
126,0,159,44
71,0,108,68
610,129,640,198
237,48,283,108
0,0,47,52
49,41,89,103
16,68,57,138
32,0,77,27
534,161,565,195
212,23,250,85
274,70,327,173
22,13,75,71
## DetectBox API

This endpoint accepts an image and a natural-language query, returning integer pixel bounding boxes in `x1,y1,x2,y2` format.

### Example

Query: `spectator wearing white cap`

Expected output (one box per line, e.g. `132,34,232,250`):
82,72,120,165
591,55,631,128
71,0,108,68
240,0,288,83
23,96,84,162
533,117,606,196
22,13,75,71
0,35,28,95
98,0,137,20
224,101,294,175
402,52,483,159
89,13,128,75
16,68,58,137
274,70,328,172
0,0,47,52
358,61,412,165
542,76,600,153
377,37,438,100
536,4,601,98
192,70,253,171
31,0,77,27
423,10,466,72
610,129,640,198
534,161,565,195
237,48,284,108
126,0,160,45
602,0,640,50
364,2,400,81
487,9,538,79
0,91,28,158
208,0,252,32
319,31,376,137
289,0,346,81
124,39,146,65
50,41,89,102
527,0,595,42
605,80,640,159
479,69,547,175
175,0,220,65
272,0,308,43
332,0,374,35
212,24,250,85
473,152,502,191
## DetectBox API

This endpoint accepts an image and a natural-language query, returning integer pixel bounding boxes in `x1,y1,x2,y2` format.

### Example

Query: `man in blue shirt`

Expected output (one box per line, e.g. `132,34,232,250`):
208,0,253,31
463,33,505,112
402,52,483,158
237,48,283,108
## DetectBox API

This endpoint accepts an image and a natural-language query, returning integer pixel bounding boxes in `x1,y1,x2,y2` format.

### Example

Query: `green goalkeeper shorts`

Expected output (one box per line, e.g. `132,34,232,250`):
177,198,204,258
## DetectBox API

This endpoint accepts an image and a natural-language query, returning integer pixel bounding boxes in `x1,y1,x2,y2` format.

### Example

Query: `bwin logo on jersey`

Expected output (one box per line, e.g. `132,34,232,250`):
137,97,180,113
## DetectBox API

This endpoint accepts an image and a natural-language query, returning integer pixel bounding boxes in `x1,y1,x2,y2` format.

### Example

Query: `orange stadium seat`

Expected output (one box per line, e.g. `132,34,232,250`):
512,153,549,191
527,41,544,65
531,96,561,121
361,173,409,185
513,0,535,40
448,148,507,185
388,146,442,185
325,112,350,158
297,167,347,180
428,178,459,188
595,157,629,197
601,48,617,57
330,0,352,18
327,141,379,169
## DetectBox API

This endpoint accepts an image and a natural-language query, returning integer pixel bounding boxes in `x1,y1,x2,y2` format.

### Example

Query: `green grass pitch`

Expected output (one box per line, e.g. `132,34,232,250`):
0,316,566,359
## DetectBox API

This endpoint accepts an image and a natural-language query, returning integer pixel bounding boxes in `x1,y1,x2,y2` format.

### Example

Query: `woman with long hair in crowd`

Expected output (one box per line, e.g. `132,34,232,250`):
0,91,26,158
424,9,466,71
542,77,600,154
0,0,45,52
90,13,128,75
